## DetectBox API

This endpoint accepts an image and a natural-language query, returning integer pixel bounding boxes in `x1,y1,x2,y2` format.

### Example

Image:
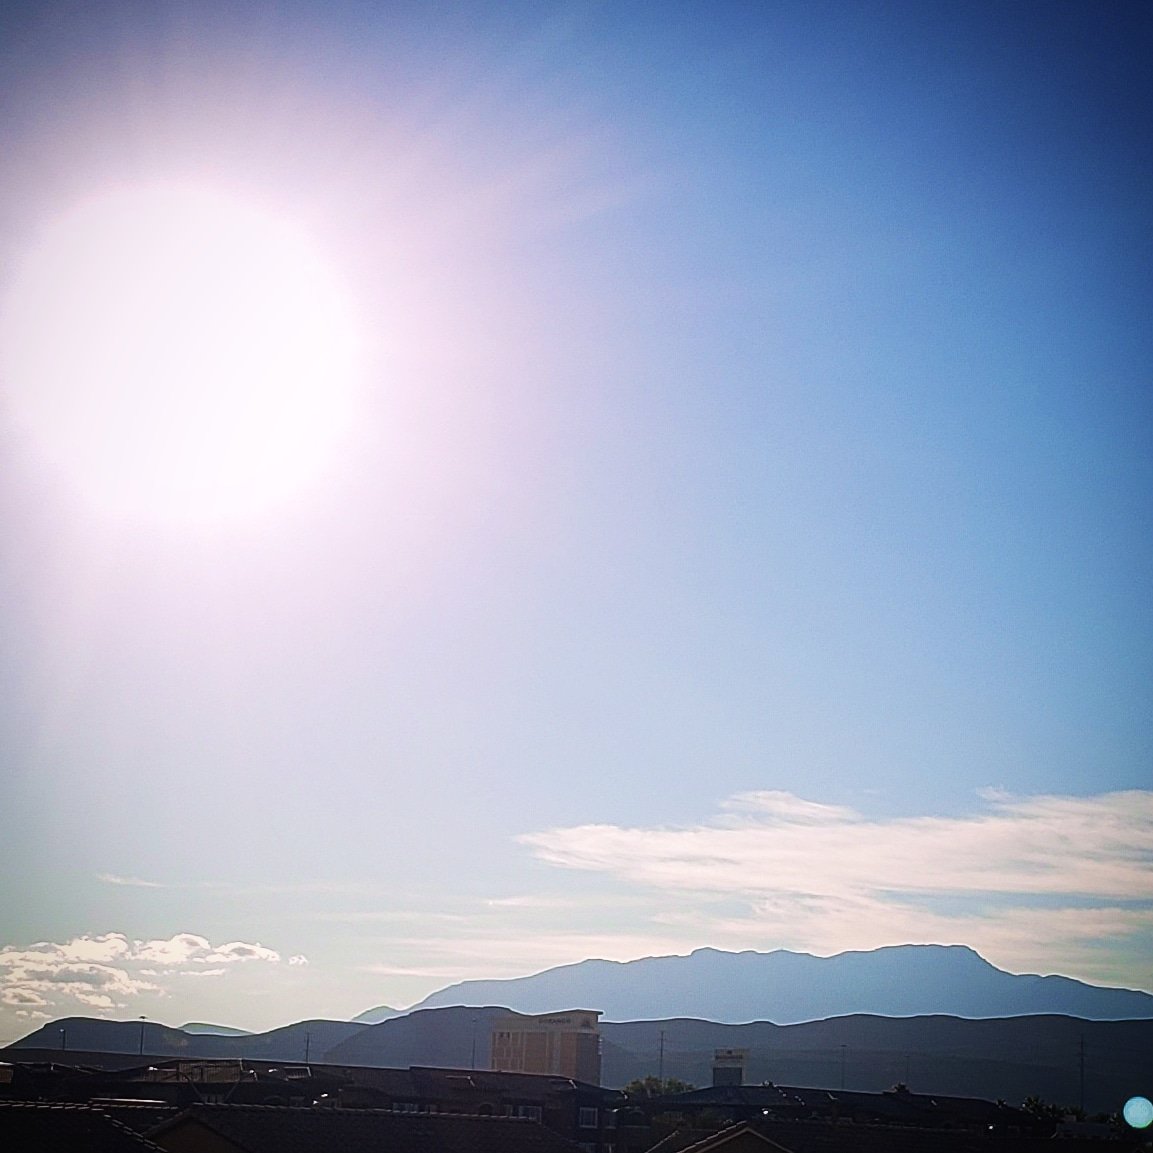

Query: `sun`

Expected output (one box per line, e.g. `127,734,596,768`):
0,184,365,522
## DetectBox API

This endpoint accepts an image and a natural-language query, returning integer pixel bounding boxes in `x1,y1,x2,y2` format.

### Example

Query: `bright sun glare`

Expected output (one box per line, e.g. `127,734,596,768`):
0,184,364,522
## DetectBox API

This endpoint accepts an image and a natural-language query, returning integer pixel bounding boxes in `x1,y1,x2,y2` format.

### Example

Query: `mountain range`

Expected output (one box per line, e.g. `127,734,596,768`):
8,944,1153,1112
9,1007,1153,1114
408,944,1153,1023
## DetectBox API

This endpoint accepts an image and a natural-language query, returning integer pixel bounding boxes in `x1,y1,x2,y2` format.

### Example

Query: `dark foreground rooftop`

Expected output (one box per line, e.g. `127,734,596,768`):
0,1100,169,1153
149,1102,586,1153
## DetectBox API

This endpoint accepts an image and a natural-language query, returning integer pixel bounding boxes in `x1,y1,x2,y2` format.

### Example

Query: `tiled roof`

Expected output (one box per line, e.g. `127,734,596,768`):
321,1064,614,1095
150,1103,587,1153
645,1128,723,1153
648,1083,1032,1127
672,1123,795,1153
0,1101,169,1153
656,1120,1148,1153
99,1102,181,1134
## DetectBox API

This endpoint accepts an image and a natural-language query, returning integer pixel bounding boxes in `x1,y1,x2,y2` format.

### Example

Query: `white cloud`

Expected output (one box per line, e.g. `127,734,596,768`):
131,934,281,967
75,992,117,1009
203,941,281,964
2,988,49,1008
0,932,295,1027
134,934,215,965
40,934,133,965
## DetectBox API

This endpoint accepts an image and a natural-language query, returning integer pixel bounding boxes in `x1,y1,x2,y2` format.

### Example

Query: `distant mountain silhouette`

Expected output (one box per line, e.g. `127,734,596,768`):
8,944,1153,1113
598,1013,1153,1103
179,1022,252,1036
9,1008,1153,1113
351,1004,403,1024
12,1016,361,1061
326,1005,505,1067
408,944,1153,1023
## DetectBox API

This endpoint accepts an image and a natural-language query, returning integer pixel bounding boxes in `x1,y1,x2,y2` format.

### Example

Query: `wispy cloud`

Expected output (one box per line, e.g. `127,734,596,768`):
359,963,476,979
521,789,1153,900
95,875,364,896
97,874,166,889
484,895,595,910
363,931,694,984
310,910,472,925
518,789,1153,987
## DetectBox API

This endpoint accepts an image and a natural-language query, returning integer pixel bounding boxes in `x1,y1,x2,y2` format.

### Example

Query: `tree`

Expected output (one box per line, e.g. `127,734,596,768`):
624,1076,695,1099
1022,1096,1085,1123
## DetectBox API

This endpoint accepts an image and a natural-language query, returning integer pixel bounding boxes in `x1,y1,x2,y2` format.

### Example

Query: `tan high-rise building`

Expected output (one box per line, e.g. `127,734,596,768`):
490,1010,602,1084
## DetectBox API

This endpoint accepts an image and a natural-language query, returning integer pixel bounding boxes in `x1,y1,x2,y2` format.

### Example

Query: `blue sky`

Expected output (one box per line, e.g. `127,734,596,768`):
0,0,1150,1039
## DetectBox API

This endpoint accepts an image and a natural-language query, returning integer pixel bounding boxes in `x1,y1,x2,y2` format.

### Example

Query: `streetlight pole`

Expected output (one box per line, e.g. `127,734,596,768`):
138,1016,147,1057
839,1045,847,1091
658,1030,665,1081
59,1027,67,1053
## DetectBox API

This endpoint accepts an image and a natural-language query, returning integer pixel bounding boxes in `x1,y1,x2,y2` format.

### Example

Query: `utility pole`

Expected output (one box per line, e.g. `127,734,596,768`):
138,1016,147,1057
304,1032,311,1063
1079,1034,1085,1113
658,1030,665,1081
470,1016,478,1070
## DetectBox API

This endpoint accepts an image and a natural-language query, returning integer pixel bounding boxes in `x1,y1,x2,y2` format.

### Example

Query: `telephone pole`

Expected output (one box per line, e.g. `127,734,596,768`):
1079,1035,1085,1113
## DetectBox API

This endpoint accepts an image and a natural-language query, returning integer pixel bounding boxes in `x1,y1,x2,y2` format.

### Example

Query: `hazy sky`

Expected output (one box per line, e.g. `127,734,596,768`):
1,0,1150,1042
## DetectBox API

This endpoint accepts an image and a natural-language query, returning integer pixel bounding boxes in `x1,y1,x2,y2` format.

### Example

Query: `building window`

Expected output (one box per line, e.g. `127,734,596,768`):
579,1107,598,1128
516,1105,543,1122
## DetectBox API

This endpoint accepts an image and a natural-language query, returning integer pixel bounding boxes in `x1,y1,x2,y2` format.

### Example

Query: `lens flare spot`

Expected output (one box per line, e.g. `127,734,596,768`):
0,184,364,522
1124,1096,1153,1129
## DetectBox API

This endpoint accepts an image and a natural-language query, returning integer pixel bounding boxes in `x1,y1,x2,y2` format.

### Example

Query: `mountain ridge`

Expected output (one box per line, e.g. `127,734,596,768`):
352,1004,403,1024
8,944,1151,1060
8,1008,1153,1113
409,943,1153,1023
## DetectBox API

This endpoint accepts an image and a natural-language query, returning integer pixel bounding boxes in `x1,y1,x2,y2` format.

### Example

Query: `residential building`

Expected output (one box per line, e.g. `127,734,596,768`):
0,1055,623,1153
